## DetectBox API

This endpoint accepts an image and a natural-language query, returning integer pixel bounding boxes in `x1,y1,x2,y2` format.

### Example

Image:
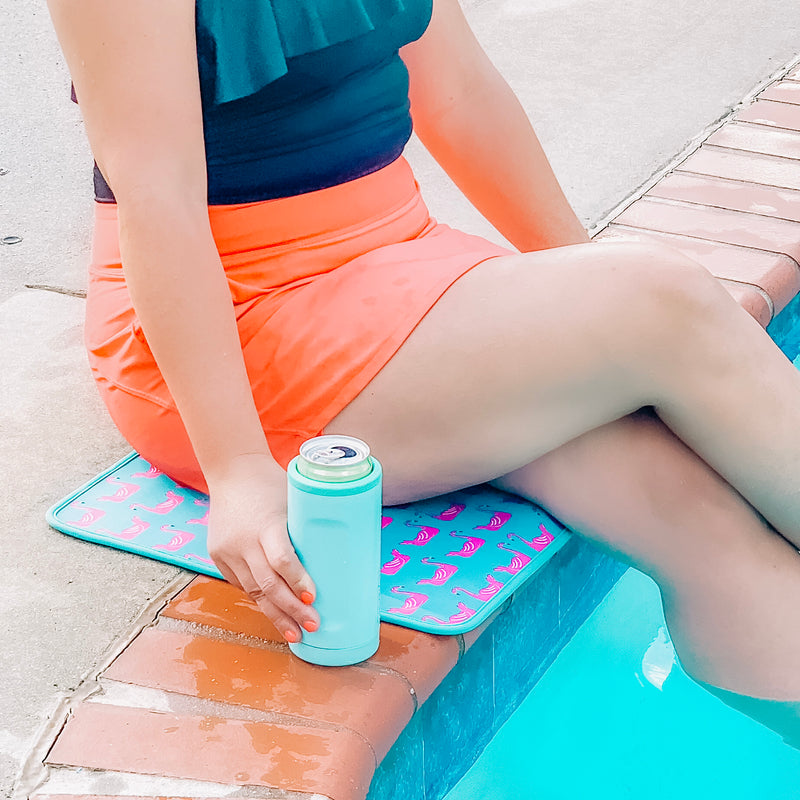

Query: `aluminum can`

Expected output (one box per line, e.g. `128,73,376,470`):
287,435,382,666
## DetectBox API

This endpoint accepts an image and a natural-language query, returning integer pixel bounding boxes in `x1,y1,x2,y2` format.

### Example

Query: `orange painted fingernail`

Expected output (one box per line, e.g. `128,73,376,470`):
284,629,300,643
300,591,314,605
302,619,319,633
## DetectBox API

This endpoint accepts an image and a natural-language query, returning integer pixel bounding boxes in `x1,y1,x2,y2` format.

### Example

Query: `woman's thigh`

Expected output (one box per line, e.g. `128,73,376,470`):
327,239,721,503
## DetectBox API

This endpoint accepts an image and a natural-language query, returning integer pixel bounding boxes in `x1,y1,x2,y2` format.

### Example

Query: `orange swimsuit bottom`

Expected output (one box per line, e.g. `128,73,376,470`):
86,156,512,491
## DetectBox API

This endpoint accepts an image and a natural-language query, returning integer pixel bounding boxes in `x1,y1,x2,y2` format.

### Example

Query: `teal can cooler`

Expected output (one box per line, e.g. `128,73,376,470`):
287,435,382,666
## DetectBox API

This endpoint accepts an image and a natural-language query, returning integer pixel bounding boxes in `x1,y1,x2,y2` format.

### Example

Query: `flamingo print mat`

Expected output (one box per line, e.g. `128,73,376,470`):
47,451,571,634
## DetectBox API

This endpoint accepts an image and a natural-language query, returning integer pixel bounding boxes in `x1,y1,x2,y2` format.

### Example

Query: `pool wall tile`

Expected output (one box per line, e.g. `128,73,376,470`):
560,552,628,633
489,553,560,721
367,714,425,800
364,538,626,800
493,541,624,726
419,628,495,800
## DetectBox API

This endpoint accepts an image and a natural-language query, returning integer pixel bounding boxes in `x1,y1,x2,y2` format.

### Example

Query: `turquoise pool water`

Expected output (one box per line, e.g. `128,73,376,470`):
444,568,800,799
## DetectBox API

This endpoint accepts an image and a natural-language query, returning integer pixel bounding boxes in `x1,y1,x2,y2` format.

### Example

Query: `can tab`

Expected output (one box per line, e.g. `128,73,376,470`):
297,435,373,482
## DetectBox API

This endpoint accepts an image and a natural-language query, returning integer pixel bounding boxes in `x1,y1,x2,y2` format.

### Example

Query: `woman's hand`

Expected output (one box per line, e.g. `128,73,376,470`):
207,454,320,643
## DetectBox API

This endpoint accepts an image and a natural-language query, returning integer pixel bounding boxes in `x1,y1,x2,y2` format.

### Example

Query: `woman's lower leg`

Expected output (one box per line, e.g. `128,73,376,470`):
613,250,800,544
495,410,800,702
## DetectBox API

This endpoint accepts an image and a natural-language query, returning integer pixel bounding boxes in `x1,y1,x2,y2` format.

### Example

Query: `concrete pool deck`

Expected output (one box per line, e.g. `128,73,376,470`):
3,1,800,797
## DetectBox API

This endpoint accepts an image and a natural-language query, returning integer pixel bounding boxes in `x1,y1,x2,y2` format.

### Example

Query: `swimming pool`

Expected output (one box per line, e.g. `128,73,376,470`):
443,568,800,799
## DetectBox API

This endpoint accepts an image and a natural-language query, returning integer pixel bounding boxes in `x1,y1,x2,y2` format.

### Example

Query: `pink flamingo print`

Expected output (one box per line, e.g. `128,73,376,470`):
193,498,210,507
507,524,554,553
381,515,393,529
154,524,195,552
474,509,512,531
131,464,164,479
97,476,141,503
381,549,411,575
69,503,105,526
130,490,184,515
187,509,210,526
94,515,150,540
446,532,485,558
432,502,466,522
417,557,459,586
401,523,439,546
451,574,505,602
493,542,532,575
422,602,477,626
388,586,429,615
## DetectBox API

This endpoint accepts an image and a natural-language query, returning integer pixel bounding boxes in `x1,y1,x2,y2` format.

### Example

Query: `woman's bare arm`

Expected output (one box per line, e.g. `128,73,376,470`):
401,0,589,250
47,0,318,639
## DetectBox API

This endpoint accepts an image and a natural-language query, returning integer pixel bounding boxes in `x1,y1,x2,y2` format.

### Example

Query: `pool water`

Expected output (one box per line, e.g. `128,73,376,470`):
443,568,800,799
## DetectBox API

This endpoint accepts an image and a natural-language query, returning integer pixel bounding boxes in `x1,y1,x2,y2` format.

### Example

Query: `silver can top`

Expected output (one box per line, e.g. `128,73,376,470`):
297,435,373,482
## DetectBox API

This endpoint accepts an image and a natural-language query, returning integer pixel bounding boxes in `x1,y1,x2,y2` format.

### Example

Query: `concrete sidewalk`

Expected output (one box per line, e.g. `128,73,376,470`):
2,0,800,796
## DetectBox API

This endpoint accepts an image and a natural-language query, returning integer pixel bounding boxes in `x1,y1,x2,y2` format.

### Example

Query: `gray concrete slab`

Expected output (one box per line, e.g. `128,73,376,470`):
2,0,799,796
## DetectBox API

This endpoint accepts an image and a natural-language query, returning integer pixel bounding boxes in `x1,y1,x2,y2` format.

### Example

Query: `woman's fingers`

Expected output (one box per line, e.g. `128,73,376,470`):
225,550,319,642
250,546,320,633
213,559,244,592
263,536,317,607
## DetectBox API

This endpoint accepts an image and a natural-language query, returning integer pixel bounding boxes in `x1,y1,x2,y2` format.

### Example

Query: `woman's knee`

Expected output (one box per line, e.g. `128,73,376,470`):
601,240,725,315
581,241,733,369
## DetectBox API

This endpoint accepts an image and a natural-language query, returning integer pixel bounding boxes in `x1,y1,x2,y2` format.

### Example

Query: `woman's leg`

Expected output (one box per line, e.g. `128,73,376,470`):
493,409,800,745
328,240,800,701
330,240,800,544
494,409,800,701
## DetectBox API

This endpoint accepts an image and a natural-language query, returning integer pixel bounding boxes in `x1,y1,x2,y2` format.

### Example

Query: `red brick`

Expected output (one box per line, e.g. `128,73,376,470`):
46,703,374,800
368,623,459,704
717,279,773,327
760,81,800,106
595,226,785,321
678,146,800,191
614,197,800,270
106,627,414,761
706,122,800,161
648,172,800,222
162,577,461,706
735,99,800,131
161,576,283,644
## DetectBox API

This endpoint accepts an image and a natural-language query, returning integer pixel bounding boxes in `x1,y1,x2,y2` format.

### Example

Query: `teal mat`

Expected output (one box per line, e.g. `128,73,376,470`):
48,452,571,634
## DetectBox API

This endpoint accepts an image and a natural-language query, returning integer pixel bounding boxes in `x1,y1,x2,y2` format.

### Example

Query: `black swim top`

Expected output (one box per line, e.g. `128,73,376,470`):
88,0,433,204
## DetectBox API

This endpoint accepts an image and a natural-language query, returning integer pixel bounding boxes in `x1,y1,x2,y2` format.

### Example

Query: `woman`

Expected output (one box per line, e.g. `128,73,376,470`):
48,0,800,739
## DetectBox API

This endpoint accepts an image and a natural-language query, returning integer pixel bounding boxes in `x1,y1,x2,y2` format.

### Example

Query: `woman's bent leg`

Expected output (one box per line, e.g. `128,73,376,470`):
328,240,800,707
494,409,800,700
494,410,800,744
330,240,800,543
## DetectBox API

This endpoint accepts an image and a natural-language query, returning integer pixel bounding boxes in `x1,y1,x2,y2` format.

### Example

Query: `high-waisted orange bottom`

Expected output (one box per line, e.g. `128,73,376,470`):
86,156,512,491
